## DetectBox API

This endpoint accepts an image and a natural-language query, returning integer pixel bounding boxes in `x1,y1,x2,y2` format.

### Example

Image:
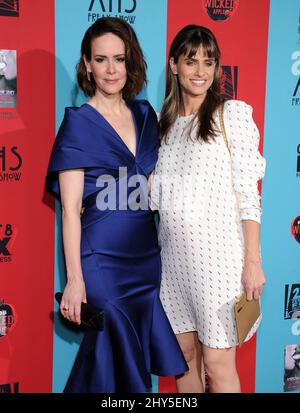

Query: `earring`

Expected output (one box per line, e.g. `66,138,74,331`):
87,71,91,82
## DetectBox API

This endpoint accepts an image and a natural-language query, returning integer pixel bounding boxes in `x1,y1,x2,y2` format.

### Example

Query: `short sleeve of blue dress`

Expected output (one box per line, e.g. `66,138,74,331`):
45,99,188,393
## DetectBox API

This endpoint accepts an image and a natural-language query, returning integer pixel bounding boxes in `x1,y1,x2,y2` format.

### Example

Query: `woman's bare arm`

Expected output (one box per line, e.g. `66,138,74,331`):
59,168,87,324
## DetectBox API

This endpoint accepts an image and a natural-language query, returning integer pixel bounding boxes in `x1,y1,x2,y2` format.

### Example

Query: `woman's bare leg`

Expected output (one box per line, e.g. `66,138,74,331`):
202,344,241,393
175,331,204,393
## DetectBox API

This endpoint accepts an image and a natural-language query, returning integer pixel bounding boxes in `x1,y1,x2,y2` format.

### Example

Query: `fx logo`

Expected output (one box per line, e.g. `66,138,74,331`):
0,224,15,258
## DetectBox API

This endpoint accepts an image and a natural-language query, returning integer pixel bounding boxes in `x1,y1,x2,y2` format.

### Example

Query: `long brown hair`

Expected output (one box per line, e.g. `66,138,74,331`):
77,17,147,100
159,25,223,143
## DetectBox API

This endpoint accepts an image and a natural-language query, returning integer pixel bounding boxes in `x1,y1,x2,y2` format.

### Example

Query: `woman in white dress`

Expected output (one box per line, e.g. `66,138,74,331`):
150,25,266,393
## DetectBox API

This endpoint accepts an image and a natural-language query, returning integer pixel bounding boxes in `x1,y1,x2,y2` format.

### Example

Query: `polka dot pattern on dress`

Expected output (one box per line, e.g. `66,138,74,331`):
151,100,265,349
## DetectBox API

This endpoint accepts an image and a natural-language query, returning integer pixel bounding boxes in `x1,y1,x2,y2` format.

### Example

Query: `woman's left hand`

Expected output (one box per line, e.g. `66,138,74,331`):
241,257,266,301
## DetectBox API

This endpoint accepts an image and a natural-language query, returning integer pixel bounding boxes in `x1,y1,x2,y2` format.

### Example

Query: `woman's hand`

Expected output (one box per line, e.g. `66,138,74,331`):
60,277,87,324
241,257,266,301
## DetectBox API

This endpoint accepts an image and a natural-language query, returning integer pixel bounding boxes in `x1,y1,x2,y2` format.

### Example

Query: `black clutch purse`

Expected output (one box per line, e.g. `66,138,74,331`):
55,292,104,331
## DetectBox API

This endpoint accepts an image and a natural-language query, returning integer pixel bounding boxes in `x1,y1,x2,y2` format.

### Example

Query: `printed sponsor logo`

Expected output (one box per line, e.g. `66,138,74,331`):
284,344,300,392
202,0,239,22
0,0,19,17
0,50,17,108
284,284,300,320
291,51,300,106
296,144,300,178
0,224,17,263
0,145,22,182
0,300,16,337
221,65,238,99
0,382,19,393
291,216,300,244
298,9,300,44
87,0,137,24
291,12,300,105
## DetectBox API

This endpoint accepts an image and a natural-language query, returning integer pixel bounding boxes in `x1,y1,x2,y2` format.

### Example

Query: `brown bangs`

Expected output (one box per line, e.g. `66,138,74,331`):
184,33,219,61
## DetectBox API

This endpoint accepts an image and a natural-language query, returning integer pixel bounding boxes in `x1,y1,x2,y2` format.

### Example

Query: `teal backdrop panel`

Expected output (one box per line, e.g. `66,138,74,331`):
53,0,167,393
256,0,300,393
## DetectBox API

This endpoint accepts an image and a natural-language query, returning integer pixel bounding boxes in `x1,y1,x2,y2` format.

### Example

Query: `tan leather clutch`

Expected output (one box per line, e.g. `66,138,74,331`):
234,292,261,346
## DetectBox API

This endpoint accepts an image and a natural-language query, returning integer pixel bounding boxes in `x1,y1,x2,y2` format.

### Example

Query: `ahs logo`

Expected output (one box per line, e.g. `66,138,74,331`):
221,65,238,100
0,146,22,182
0,0,19,17
88,0,136,13
0,146,22,172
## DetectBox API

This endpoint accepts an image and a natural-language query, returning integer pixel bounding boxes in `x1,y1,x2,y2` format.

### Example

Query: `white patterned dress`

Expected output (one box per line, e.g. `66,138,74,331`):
150,100,266,349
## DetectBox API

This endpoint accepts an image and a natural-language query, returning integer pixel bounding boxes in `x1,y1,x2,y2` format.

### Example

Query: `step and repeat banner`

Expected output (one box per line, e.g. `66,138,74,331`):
0,0,299,393
0,0,55,393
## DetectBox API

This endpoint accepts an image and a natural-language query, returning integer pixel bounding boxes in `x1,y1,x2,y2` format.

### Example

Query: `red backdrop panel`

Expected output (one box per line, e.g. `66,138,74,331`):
160,0,270,393
0,1,55,392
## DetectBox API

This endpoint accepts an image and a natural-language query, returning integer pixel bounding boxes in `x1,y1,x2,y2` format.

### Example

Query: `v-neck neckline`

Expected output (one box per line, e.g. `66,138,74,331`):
83,102,139,159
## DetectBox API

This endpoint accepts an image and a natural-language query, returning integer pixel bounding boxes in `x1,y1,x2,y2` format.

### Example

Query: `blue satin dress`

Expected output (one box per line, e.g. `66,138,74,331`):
46,100,188,393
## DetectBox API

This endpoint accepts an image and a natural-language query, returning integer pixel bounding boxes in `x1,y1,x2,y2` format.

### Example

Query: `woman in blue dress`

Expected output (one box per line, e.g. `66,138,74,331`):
46,17,188,393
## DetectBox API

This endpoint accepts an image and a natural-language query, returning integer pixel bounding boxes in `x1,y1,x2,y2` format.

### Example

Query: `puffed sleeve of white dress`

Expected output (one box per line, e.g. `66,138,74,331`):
223,100,266,224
